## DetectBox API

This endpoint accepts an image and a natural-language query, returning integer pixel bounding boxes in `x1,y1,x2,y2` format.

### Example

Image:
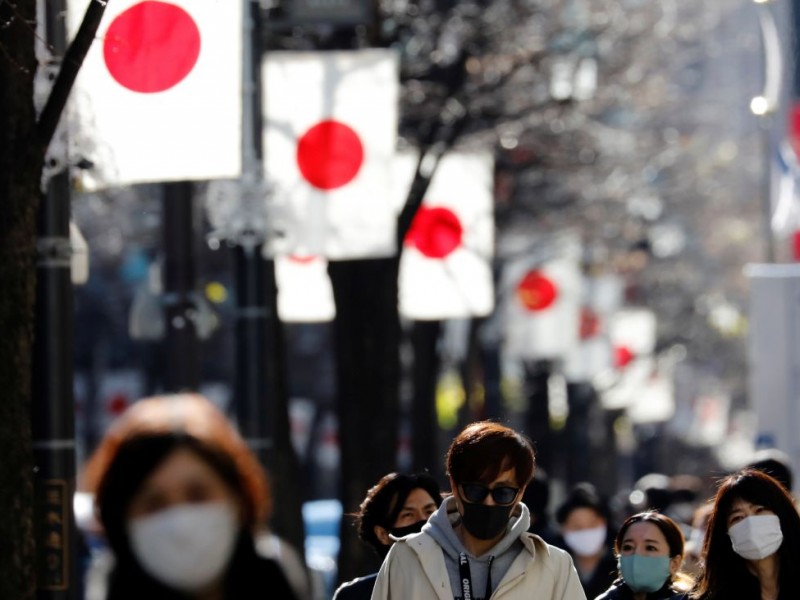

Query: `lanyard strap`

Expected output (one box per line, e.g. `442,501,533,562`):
458,552,494,600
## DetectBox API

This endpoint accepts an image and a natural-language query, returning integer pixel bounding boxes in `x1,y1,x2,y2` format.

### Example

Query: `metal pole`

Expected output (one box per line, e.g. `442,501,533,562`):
234,244,273,462
162,182,201,392
234,0,272,457
31,0,79,595
761,115,777,263
33,168,78,599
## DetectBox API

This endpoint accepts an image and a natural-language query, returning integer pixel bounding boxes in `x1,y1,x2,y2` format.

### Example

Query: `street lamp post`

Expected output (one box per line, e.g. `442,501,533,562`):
751,0,782,263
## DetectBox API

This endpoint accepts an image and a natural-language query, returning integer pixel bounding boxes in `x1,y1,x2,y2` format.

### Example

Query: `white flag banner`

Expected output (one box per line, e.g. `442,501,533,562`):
66,0,242,189
502,241,582,361
609,308,657,357
398,152,495,320
563,273,624,381
599,307,658,409
262,50,399,260
275,255,336,323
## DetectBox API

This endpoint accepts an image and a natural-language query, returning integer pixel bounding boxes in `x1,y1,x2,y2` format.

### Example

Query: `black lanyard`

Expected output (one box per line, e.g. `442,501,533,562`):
458,552,494,600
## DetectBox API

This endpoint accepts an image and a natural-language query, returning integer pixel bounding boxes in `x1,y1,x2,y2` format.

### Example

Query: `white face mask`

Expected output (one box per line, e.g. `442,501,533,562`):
563,525,607,557
128,502,239,592
728,514,783,561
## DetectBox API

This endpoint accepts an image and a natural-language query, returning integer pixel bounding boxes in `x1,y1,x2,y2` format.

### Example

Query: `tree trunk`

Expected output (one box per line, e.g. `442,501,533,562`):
0,1,43,598
410,320,443,481
262,260,307,557
329,257,401,583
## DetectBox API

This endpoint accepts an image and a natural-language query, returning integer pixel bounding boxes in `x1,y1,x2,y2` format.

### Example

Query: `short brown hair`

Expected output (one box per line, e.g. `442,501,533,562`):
446,421,535,488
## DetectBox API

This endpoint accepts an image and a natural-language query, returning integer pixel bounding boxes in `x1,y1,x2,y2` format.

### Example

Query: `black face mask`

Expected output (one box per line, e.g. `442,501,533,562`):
389,519,427,539
459,501,512,540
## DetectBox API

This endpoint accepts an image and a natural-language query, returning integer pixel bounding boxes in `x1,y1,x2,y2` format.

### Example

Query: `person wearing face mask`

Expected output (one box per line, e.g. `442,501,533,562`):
333,472,442,599
682,502,713,579
372,421,586,600
554,483,618,600
689,469,800,600
595,511,693,600
80,393,299,600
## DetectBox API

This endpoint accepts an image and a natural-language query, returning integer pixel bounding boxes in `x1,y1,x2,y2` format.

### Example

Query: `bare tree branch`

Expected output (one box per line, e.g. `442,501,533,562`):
36,0,106,152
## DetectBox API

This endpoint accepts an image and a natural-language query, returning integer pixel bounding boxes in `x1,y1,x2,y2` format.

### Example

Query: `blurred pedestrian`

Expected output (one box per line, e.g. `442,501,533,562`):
372,420,586,599
554,482,618,599
690,469,800,600
682,502,713,579
522,467,559,544
595,511,692,600
81,393,299,600
746,448,794,494
333,471,442,599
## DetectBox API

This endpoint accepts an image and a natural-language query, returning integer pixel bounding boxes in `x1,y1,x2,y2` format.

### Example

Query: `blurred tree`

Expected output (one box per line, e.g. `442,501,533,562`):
268,0,760,580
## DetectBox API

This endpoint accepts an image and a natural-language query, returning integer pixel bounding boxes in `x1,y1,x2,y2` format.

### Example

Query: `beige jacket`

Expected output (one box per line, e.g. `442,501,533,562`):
370,529,587,600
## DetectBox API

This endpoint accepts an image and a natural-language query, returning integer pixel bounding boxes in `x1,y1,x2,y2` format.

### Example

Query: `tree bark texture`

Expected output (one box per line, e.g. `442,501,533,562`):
0,1,43,597
329,257,401,583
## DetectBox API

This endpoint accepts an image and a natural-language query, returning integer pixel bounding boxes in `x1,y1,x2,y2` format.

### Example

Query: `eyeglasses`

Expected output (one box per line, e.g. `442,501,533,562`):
460,482,519,505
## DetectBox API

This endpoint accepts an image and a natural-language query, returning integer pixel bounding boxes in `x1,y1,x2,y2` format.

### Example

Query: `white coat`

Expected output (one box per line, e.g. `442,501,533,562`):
371,528,587,600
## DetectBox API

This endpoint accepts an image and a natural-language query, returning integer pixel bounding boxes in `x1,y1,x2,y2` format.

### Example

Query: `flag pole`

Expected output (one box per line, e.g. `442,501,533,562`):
161,181,201,391
233,0,306,555
234,0,273,470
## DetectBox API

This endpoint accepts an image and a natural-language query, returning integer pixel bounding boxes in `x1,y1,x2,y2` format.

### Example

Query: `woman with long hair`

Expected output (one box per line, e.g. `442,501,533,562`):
81,393,299,600
690,468,800,600
595,511,692,600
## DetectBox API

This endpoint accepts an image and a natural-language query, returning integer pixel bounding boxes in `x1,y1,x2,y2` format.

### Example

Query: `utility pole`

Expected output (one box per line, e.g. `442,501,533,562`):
32,2,78,596
162,182,201,392
225,0,305,553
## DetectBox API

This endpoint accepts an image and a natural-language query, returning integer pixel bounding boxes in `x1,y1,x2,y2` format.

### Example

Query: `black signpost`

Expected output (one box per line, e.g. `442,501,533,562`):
33,167,79,600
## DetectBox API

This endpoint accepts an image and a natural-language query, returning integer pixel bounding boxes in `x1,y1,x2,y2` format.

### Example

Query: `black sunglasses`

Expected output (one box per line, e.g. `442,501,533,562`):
460,482,519,505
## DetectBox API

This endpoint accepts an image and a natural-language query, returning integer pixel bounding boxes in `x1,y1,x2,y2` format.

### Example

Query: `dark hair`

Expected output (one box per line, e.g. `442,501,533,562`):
614,511,685,559
80,394,287,599
97,434,248,560
691,469,800,600
747,448,793,492
355,472,442,555
446,421,535,488
83,393,270,530
555,482,610,525
614,511,691,592
522,467,550,518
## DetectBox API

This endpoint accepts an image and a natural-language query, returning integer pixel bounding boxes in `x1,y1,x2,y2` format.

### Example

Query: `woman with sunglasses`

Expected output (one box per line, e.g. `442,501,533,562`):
373,421,586,599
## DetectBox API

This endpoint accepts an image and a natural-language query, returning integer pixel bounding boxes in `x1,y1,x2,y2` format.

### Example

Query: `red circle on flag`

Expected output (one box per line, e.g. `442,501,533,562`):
614,345,635,369
517,270,558,311
104,1,201,93
405,206,463,259
296,120,364,190
288,254,318,264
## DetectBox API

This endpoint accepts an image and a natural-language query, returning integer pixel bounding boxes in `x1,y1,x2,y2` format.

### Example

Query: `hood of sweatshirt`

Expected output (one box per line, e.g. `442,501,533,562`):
422,495,530,598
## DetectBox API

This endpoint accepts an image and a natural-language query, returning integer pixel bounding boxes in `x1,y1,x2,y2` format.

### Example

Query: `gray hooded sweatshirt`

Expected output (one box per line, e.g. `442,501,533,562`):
422,496,531,600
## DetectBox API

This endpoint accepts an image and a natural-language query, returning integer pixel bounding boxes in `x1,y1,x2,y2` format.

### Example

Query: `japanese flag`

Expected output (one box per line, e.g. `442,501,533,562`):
275,255,336,323
562,274,624,382
262,50,400,260
502,240,582,361
397,152,495,320
600,308,658,410
66,0,242,189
